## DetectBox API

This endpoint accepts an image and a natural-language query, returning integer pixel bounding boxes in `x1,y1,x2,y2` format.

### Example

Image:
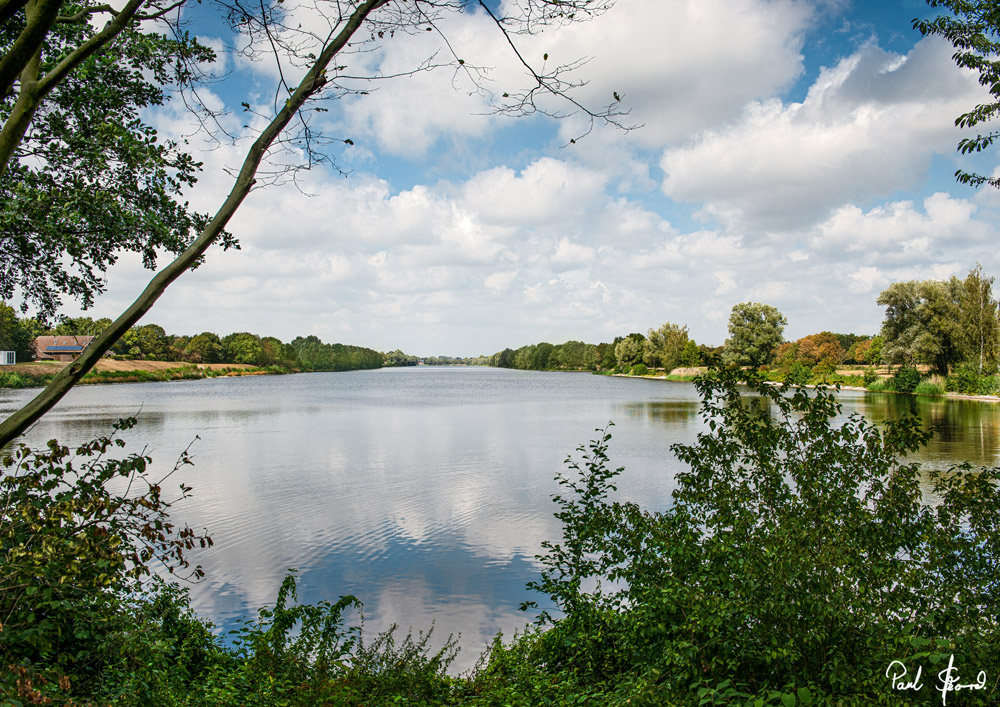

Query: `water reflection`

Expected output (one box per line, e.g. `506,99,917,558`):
843,392,1000,469
2,370,997,671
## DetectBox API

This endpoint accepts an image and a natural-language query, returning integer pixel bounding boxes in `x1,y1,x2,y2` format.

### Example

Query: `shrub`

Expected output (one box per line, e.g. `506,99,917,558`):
630,363,649,376
0,419,212,691
866,377,891,392
914,381,943,396
863,367,878,386
947,362,1000,396
528,367,1000,704
891,364,923,393
783,361,811,386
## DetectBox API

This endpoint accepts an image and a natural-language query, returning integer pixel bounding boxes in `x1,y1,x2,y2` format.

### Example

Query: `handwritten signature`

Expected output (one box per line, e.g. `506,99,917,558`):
887,655,986,705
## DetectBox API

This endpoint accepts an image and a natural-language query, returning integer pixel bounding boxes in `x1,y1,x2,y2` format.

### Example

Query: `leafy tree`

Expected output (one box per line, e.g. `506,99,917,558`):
222,332,264,366
496,348,515,369
878,278,963,375
533,342,555,370
645,322,689,372
722,301,786,368
1,0,218,317
554,340,595,370
778,331,845,373
184,332,223,364
845,336,874,364
614,336,644,368
112,323,170,360
596,342,616,370
915,0,1000,188
678,339,701,367
959,263,998,373
0,301,33,361
260,336,294,367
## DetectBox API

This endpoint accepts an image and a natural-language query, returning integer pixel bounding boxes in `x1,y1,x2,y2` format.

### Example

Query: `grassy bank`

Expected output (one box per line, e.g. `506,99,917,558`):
0,362,287,389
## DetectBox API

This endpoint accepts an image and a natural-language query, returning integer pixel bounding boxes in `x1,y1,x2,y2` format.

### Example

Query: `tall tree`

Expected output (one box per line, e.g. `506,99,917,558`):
0,0,627,446
614,335,644,368
914,0,1000,188
646,321,689,373
722,302,787,368
959,263,999,373
877,278,963,375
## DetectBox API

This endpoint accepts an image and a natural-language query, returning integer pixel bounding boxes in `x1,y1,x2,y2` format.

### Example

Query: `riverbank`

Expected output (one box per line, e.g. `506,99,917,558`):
0,359,285,389
609,367,1000,402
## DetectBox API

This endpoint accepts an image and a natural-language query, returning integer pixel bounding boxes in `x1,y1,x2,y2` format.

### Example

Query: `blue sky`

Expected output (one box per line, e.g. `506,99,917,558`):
75,0,1000,356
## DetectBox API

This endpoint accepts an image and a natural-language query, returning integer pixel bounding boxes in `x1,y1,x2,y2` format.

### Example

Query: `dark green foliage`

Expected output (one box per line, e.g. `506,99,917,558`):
783,360,812,385
0,418,211,686
946,361,1000,395
526,367,1000,704
891,364,924,393
290,335,383,372
0,301,34,361
0,10,225,317
629,362,648,376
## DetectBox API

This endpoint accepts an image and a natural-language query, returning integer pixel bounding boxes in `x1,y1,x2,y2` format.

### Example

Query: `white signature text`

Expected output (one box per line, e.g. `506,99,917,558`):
886,655,986,706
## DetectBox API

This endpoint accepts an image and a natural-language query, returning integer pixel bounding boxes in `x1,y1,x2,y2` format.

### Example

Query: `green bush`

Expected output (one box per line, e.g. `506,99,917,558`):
527,368,1000,704
862,367,878,386
891,364,923,393
0,418,212,699
630,363,649,376
946,362,1000,396
782,361,811,386
914,380,943,396
866,377,892,393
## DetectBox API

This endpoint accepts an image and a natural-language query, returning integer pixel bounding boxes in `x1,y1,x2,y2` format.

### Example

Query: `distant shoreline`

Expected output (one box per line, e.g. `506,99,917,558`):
4,361,1000,404
610,369,1000,403
0,359,281,389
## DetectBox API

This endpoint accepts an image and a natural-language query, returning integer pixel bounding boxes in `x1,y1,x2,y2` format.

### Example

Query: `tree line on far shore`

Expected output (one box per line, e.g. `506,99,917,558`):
465,263,1000,396
0,308,386,372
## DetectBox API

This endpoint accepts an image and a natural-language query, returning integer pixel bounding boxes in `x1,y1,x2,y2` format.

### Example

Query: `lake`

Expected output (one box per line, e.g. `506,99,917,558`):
2,366,999,671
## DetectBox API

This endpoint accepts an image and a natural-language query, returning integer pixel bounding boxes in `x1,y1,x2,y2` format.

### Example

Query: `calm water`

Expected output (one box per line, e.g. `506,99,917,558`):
2,367,998,670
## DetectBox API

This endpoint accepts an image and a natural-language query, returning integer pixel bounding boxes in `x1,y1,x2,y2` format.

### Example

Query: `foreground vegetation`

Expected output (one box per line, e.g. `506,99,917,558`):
3,367,998,705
